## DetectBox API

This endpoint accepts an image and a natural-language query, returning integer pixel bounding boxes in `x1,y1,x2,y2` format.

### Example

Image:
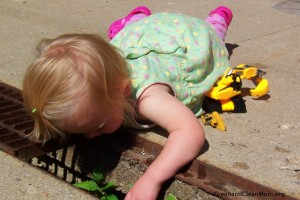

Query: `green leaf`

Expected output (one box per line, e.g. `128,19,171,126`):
102,182,116,191
92,168,104,182
106,194,118,200
166,193,177,200
74,180,99,191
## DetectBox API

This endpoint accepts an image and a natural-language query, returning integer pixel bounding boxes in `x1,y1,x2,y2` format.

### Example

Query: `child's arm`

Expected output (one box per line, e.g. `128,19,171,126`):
125,84,205,200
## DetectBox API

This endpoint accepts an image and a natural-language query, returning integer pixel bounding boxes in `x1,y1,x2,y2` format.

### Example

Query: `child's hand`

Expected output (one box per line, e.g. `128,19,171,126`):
125,174,161,200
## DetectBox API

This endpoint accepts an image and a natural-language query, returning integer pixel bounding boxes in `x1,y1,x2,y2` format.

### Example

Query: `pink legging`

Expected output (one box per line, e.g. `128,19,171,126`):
122,12,228,41
205,13,228,41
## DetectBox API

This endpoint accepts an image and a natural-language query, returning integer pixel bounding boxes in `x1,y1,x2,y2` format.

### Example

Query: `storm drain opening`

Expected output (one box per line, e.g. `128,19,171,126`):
0,82,296,200
0,82,85,182
0,82,38,158
0,82,127,198
0,82,77,159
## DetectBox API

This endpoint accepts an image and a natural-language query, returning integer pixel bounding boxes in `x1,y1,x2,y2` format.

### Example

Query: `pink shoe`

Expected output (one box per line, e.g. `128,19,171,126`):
209,6,233,27
108,6,151,40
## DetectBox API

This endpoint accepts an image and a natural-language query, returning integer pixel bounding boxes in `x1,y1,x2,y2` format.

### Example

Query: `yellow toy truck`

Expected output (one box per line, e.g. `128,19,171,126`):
201,64,269,131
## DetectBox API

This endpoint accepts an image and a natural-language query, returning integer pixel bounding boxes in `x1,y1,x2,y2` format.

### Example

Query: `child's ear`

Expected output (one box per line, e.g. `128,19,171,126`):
122,80,131,97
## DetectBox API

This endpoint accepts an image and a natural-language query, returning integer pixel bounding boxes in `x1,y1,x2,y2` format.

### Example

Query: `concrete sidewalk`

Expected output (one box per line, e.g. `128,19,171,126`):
0,0,299,199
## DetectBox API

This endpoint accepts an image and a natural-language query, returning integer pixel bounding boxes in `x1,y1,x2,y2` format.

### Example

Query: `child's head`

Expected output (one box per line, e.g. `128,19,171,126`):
23,34,130,142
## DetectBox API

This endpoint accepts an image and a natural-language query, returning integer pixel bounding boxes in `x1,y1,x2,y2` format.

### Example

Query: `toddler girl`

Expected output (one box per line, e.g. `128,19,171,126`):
23,6,232,200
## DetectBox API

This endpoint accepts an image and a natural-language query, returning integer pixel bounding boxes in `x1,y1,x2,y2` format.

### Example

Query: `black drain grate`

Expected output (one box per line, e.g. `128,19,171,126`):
0,82,75,160
0,82,296,199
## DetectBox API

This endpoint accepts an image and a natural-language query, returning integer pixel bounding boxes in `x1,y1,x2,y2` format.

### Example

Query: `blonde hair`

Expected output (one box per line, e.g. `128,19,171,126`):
23,34,132,142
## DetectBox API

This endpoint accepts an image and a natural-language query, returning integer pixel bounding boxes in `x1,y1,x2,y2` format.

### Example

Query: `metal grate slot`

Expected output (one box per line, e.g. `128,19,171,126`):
0,133,22,143
0,82,75,159
0,100,13,107
0,105,23,113
3,115,32,125
0,127,12,136
0,110,28,121
14,121,34,131
6,138,33,149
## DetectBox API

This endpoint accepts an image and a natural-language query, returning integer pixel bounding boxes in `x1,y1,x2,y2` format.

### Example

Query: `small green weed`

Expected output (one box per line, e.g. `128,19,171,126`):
74,168,177,200
74,168,118,200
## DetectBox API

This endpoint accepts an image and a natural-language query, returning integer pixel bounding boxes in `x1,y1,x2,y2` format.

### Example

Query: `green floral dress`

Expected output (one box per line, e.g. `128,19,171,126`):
111,12,229,127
